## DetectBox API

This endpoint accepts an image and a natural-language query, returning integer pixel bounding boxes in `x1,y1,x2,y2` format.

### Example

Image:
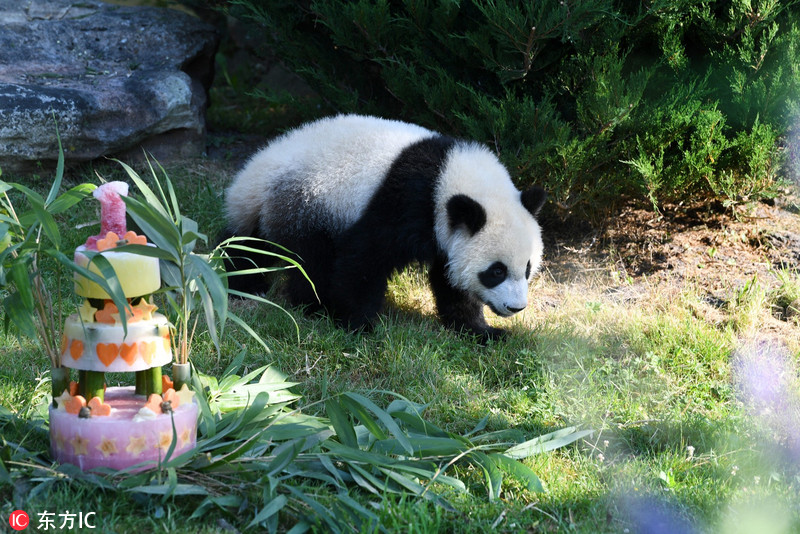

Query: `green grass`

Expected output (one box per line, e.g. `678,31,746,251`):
2,162,800,533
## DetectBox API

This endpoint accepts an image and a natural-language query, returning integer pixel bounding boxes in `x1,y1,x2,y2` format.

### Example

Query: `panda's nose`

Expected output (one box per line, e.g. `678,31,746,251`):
507,305,526,314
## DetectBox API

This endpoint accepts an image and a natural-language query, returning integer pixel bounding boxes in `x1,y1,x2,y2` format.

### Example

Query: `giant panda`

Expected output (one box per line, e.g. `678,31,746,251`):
222,114,546,340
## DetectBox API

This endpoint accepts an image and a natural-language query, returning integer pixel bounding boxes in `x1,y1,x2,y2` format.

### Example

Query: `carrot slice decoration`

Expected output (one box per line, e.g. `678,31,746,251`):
123,230,147,245
162,375,174,392
96,231,120,251
162,388,180,409
120,342,138,366
95,301,118,324
65,395,87,415
87,396,111,416
69,339,84,360
144,394,163,415
96,343,119,367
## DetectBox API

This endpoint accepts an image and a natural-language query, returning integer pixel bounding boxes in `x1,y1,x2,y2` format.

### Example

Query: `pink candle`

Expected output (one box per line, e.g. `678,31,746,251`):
85,181,129,250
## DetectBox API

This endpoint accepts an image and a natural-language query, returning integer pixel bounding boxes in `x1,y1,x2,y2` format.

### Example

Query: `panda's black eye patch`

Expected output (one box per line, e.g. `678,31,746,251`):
525,261,531,280
479,261,507,288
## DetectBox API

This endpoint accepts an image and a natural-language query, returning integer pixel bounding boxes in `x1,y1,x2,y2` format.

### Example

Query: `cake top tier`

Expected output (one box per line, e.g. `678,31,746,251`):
73,181,161,299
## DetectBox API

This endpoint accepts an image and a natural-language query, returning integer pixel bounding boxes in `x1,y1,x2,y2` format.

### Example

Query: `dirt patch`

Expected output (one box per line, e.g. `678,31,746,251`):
542,192,800,342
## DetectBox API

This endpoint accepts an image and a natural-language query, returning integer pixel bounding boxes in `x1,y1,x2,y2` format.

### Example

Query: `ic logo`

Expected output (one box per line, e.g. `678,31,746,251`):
9,510,29,530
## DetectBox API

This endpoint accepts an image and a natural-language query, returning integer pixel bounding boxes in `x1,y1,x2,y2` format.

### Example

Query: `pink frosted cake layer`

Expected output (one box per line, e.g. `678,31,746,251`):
49,387,198,471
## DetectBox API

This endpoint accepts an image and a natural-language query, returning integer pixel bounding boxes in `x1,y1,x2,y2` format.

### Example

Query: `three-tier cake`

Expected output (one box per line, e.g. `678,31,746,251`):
49,182,198,471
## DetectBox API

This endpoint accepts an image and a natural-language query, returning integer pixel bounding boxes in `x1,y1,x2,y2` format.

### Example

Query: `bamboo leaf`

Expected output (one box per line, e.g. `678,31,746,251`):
341,395,386,442
391,411,448,438
47,123,65,206
48,183,95,215
194,277,219,351
227,312,274,353
326,399,358,449
8,260,34,312
285,485,344,534
126,483,208,496
503,427,593,459
3,292,37,339
56,250,130,333
490,453,544,493
465,414,490,437
317,453,346,488
122,195,181,258
473,451,503,501
266,439,304,477
113,158,171,220
371,436,468,457
343,392,413,454
189,253,226,308
247,495,287,529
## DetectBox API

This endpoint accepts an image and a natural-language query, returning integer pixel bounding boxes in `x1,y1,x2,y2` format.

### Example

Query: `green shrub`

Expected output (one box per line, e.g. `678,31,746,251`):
222,0,798,218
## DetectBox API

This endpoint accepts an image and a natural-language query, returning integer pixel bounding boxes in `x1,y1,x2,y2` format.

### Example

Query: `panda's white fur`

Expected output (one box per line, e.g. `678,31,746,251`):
434,143,543,317
223,114,546,340
226,115,433,236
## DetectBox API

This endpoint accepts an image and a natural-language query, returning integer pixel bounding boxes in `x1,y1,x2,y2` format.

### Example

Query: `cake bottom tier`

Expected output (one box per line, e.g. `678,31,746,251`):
49,386,198,471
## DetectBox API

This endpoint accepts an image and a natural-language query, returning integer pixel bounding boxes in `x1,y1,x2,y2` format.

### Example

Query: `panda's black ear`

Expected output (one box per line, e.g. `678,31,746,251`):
447,194,486,236
521,186,547,218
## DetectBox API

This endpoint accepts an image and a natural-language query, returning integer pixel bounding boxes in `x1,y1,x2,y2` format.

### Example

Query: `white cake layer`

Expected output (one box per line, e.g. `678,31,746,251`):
74,245,161,299
61,313,172,372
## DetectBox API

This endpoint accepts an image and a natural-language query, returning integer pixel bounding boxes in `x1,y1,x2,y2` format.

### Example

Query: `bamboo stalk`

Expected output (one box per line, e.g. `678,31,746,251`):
78,370,88,397
135,370,146,396
51,367,70,406
84,371,105,402
146,366,163,396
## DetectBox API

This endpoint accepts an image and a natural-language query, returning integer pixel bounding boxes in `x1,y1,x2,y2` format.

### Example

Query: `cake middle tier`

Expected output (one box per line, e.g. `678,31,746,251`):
61,313,172,372
74,245,161,299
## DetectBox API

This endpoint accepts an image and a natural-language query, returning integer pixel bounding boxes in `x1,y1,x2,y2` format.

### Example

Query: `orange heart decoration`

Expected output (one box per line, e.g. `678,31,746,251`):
65,395,87,415
144,393,163,414
87,396,111,416
162,388,180,409
120,343,138,366
96,343,119,367
69,339,84,360
139,341,156,365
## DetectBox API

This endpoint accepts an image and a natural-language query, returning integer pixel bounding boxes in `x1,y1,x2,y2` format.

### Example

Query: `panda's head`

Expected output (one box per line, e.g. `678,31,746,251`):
435,144,546,317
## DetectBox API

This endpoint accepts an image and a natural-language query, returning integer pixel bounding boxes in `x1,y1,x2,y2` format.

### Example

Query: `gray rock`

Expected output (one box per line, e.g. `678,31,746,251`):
0,0,218,173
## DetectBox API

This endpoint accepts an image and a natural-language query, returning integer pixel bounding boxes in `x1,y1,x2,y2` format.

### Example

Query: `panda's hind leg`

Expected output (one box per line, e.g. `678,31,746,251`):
323,237,395,332
428,256,505,342
283,231,337,314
